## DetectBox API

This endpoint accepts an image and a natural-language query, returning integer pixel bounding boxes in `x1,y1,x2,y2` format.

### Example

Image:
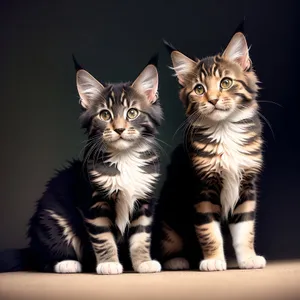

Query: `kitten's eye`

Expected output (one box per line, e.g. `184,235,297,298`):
99,110,112,121
127,108,139,120
194,84,205,95
220,78,233,89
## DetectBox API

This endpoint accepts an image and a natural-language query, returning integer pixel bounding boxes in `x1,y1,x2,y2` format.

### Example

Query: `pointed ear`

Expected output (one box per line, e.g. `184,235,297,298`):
131,64,158,104
222,32,251,71
170,51,197,86
76,70,104,109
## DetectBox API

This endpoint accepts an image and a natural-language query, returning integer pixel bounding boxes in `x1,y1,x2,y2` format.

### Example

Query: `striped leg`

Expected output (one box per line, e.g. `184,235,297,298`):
161,222,189,270
194,184,226,271
229,174,266,269
129,202,161,273
84,200,122,275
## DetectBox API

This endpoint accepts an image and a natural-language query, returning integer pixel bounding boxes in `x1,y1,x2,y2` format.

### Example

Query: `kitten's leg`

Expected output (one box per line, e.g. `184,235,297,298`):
129,202,161,273
161,222,189,270
194,179,226,271
84,201,122,275
229,174,266,269
30,209,83,273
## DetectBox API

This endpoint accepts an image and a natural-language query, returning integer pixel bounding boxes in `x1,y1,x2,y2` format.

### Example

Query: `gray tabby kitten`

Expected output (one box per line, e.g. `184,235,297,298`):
27,55,163,275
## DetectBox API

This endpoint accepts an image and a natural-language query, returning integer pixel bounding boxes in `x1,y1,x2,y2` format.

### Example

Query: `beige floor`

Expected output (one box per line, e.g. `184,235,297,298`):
0,260,300,300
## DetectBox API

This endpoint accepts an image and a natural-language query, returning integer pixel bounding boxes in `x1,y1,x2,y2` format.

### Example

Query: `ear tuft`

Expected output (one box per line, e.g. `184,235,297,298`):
72,54,83,72
147,52,159,68
76,70,104,109
233,17,246,36
163,39,177,55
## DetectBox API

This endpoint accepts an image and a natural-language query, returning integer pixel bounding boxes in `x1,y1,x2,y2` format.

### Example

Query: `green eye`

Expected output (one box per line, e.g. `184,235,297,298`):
127,108,139,120
99,110,112,121
194,84,205,95
220,77,233,89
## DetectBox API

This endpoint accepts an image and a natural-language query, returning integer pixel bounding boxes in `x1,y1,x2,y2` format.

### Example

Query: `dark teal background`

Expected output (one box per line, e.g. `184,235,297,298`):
0,0,299,260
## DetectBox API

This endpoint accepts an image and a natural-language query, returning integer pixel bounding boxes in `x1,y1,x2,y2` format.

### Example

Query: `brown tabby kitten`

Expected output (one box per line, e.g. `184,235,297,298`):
161,29,266,271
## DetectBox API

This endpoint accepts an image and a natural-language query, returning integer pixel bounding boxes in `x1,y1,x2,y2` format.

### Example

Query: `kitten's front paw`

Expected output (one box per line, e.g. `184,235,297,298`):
136,260,161,273
238,255,266,269
199,259,227,271
54,260,82,273
96,262,123,275
163,258,190,270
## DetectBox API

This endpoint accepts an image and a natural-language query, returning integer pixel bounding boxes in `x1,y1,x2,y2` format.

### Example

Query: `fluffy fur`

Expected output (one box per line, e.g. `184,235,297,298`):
24,56,163,274
158,27,266,271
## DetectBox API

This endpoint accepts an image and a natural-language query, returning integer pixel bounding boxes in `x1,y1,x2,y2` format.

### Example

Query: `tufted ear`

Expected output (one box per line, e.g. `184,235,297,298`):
163,40,197,86
222,31,251,71
76,70,104,109
131,59,159,104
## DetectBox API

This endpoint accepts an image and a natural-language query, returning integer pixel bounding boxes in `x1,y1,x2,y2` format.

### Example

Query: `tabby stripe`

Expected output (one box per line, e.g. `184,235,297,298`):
191,148,216,158
236,196,256,205
243,134,259,145
141,160,160,174
232,118,254,125
194,212,221,226
128,225,151,237
139,151,157,160
93,163,119,176
235,93,252,104
85,223,111,235
194,196,220,206
89,237,106,244
229,212,255,224
241,149,262,156
235,79,256,94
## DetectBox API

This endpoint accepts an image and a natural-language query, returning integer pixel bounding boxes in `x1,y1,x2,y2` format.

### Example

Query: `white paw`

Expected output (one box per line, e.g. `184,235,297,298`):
199,259,227,271
238,255,266,269
54,260,82,273
136,260,161,273
163,258,190,270
96,262,123,275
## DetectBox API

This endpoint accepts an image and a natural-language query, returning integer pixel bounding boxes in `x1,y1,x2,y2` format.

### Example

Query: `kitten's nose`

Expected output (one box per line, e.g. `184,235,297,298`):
208,99,219,106
114,128,125,135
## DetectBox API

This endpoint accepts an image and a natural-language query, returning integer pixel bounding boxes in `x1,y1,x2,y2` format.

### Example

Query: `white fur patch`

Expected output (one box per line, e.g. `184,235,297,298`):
195,107,261,217
96,262,123,275
54,260,82,273
229,221,266,269
136,260,161,273
199,259,227,271
91,145,159,234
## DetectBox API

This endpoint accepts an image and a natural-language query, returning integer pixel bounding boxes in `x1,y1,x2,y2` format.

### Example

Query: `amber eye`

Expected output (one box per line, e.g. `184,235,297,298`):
194,84,205,95
127,108,139,120
220,77,233,89
99,110,112,121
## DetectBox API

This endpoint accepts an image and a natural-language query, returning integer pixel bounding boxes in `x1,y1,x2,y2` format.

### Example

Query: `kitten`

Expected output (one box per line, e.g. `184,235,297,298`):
28,55,163,274
159,26,266,271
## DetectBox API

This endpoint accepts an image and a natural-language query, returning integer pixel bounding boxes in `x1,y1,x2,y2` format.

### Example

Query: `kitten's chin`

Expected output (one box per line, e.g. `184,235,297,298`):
108,138,136,151
205,108,233,122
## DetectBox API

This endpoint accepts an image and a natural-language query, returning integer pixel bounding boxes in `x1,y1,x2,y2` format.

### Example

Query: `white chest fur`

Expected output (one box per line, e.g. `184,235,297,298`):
197,109,261,217
91,146,159,234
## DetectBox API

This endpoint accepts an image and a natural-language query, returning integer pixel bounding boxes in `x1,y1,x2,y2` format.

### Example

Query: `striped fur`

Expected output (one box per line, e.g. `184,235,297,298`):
160,31,266,271
27,57,163,274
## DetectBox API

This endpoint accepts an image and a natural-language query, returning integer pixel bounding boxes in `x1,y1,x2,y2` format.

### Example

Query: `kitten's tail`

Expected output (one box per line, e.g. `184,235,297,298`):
0,248,33,272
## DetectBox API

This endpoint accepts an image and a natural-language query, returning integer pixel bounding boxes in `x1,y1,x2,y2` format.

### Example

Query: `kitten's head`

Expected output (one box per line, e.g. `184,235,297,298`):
167,30,259,123
75,56,162,152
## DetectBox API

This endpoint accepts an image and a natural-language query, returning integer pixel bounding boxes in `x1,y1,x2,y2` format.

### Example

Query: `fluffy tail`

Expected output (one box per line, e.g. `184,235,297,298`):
0,248,33,272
